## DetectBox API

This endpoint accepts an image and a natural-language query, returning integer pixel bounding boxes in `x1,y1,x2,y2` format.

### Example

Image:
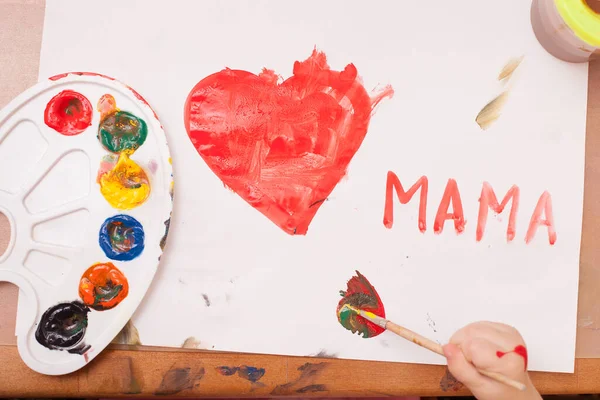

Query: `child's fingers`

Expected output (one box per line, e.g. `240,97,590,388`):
451,322,524,356
443,343,485,390
460,337,524,375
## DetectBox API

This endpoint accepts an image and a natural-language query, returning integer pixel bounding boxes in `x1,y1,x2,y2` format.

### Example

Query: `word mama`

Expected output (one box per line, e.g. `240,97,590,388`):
383,172,556,245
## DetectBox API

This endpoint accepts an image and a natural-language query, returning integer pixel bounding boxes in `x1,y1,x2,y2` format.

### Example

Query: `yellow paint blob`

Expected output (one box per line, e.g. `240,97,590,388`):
99,152,150,210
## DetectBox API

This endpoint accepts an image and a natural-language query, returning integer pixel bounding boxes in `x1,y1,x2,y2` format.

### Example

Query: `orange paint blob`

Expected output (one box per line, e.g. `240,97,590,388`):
79,262,129,311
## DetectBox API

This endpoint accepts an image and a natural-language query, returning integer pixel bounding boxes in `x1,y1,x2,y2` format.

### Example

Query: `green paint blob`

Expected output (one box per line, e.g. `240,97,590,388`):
98,111,148,153
337,306,371,338
94,283,123,306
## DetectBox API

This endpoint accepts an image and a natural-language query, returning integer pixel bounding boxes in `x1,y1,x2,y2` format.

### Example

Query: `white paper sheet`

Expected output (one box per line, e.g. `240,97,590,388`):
38,0,587,372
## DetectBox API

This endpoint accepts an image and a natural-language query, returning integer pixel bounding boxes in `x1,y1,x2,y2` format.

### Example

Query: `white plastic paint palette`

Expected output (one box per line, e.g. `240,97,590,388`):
0,73,173,375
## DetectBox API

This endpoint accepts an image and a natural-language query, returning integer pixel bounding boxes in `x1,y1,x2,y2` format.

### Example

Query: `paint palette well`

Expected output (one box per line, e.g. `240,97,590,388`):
0,73,172,375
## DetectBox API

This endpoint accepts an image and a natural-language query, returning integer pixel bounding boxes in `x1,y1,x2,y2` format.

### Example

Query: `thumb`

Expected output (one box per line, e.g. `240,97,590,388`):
443,343,484,389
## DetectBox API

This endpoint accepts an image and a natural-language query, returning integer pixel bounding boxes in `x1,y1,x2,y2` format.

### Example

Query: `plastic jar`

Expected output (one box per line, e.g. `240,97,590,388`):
531,0,600,62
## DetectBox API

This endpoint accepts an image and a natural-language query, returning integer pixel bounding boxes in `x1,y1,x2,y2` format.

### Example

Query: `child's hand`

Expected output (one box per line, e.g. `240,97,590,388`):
443,322,542,400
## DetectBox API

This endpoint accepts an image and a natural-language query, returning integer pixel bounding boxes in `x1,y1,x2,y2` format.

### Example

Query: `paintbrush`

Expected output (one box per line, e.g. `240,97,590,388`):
341,305,527,392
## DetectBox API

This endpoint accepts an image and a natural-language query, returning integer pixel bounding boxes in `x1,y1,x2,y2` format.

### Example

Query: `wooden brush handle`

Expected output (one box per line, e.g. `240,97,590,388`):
386,320,444,355
385,321,527,392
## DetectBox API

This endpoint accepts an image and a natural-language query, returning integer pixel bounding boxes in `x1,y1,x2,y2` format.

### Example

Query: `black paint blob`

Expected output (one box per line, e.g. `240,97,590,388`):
35,301,90,354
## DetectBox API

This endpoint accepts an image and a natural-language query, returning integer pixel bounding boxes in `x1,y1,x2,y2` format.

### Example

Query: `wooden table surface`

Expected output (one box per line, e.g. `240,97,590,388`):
1,1,600,397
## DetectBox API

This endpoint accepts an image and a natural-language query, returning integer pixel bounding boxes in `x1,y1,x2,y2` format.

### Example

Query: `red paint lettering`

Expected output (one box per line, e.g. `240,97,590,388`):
476,183,520,242
525,191,557,245
434,179,465,234
383,172,428,232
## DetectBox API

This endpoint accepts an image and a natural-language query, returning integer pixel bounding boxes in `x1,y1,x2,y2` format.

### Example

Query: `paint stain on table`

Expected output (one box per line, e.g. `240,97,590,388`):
216,365,266,383
439,367,464,392
154,364,205,396
271,362,328,395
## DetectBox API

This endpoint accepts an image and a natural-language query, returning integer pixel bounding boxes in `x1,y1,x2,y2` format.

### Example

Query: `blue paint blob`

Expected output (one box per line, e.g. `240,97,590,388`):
99,214,145,261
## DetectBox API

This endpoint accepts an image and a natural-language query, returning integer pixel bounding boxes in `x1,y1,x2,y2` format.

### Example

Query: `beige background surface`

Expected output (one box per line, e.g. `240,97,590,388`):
1,0,600,359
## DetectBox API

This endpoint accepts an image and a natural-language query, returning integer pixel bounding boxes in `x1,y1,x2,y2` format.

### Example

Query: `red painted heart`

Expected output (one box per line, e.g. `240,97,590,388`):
184,50,393,235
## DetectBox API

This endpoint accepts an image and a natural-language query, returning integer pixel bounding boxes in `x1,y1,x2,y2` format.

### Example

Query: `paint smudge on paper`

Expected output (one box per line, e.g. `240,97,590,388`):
312,349,339,358
99,214,145,261
497,345,528,370
160,216,171,251
44,90,93,136
97,94,148,154
476,91,509,130
148,159,158,174
498,56,524,82
79,262,129,311
271,362,328,395
35,301,90,354
440,368,464,392
202,294,211,307
426,313,438,333
154,365,205,396
181,337,203,349
185,49,393,235
112,320,142,345
98,152,150,210
216,365,266,384
336,271,385,338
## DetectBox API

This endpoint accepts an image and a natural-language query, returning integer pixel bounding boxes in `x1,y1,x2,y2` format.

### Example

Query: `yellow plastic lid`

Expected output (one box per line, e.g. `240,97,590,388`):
555,0,600,47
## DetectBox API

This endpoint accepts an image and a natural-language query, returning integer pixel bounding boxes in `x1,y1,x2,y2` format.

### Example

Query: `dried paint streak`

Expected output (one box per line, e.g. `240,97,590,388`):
35,301,90,354
497,345,528,370
313,349,339,358
112,320,142,346
440,368,464,392
99,214,145,261
498,56,524,82
185,49,393,235
202,294,211,307
98,152,151,210
336,271,386,338
79,262,129,311
49,71,116,82
44,90,93,136
154,365,205,396
271,362,328,395
181,337,202,349
476,91,509,130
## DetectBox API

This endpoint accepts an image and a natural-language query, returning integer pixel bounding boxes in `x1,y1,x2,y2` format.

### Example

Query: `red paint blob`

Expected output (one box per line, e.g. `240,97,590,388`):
336,271,386,338
48,72,161,123
44,90,93,136
185,50,393,235
496,345,528,370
